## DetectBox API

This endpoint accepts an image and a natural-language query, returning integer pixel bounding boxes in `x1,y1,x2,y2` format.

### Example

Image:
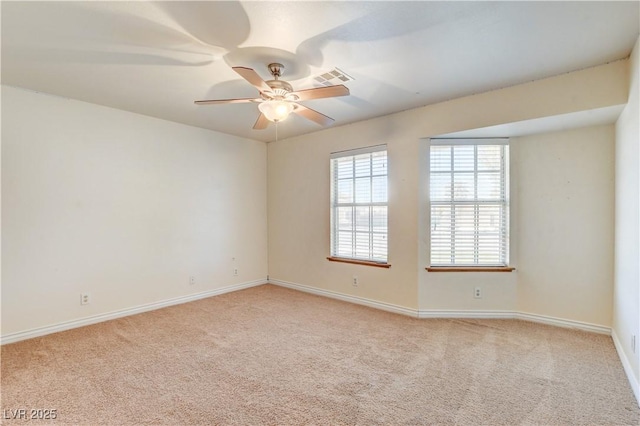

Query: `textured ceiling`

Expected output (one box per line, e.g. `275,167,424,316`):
2,1,638,142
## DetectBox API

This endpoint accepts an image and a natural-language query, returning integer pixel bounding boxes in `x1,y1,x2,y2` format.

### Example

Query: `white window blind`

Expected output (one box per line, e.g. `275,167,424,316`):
330,145,388,263
430,139,509,266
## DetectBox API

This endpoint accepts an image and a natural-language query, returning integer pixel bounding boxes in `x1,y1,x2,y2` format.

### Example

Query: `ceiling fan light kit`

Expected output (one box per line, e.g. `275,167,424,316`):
195,62,350,129
258,99,294,122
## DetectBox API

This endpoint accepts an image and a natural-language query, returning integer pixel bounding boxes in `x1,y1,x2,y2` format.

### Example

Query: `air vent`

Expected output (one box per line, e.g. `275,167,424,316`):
313,68,354,86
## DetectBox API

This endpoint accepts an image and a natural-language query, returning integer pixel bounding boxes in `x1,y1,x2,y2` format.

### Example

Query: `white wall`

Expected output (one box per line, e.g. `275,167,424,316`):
516,125,615,326
268,109,421,310
269,61,626,319
418,125,615,323
1,85,268,337
614,36,640,401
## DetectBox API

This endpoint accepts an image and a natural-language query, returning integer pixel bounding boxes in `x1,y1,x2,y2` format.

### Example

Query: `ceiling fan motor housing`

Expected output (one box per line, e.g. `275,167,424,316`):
265,79,296,99
264,63,298,100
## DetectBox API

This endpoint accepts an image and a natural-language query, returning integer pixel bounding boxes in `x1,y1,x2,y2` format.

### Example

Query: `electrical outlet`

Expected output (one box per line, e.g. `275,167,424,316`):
474,287,482,299
233,268,238,276
189,276,196,285
632,335,636,354
352,275,359,287
80,293,90,305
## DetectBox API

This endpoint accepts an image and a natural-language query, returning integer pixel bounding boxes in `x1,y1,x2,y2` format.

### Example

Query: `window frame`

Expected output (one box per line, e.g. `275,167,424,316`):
428,138,511,270
329,145,390,267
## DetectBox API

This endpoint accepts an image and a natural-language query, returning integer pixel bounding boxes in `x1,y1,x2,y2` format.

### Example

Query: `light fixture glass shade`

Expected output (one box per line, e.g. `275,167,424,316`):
258,100,294,122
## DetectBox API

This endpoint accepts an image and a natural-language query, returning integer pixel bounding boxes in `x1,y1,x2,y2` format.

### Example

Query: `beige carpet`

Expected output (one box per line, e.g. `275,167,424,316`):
1,284,639,425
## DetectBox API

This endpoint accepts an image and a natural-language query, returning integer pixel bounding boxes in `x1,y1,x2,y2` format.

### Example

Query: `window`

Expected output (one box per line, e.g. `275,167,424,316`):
429,139,509,267
330,145,388,264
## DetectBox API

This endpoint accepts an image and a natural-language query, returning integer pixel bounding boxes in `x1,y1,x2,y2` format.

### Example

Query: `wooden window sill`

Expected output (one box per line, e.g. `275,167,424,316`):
327,257,391,268
426,266,515,272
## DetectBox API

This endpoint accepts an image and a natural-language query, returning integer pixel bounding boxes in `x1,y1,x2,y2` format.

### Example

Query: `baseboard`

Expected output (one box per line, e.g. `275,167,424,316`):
268,278,420,317
516,311,611,335
1,279,267,345
2,277,614,344
269,278,611,336
612,329,640,406
419,310,610,334
418,309,514,319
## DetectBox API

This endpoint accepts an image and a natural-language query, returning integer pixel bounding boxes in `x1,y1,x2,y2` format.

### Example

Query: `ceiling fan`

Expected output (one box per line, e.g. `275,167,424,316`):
195,63,349,129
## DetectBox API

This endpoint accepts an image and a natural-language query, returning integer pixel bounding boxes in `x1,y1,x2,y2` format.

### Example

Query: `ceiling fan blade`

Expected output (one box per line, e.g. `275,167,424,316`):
291,85,349,101
292,103,335,126
233,66,271,93
253,113,269,130
194,98,259,105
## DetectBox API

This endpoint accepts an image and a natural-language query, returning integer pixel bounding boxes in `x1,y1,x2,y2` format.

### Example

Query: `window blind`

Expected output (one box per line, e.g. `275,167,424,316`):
430,140,509,266
330,146,388,262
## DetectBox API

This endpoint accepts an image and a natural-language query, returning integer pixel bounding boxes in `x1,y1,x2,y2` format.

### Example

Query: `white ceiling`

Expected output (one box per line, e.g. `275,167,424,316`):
2,1,638,143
